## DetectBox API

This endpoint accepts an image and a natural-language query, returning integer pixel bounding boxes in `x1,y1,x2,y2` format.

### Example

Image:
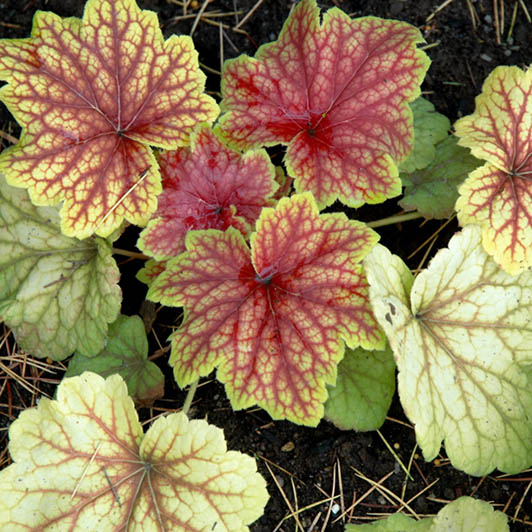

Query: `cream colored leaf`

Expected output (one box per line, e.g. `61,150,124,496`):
364,226,532,475
0,372,268,531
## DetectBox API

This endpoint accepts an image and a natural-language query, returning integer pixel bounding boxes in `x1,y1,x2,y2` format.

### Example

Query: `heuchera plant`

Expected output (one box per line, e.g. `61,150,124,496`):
0,0,531,527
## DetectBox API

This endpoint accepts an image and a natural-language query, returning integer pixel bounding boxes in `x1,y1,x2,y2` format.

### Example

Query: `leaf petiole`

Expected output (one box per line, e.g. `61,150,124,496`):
182,379,200,416
367,211,424,228
112,248,149,260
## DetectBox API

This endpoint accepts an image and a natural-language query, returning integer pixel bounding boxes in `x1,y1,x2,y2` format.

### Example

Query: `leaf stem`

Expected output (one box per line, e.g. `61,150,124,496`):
112,248,149,260
367,211,424,228
182,379,199,417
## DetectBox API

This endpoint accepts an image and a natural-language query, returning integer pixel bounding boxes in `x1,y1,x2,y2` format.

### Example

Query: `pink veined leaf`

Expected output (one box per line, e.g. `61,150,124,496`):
455,65,532,274
0,373,268,530
0,0,219,239
218,0,429,209
148,192,384,426
138,124,277,260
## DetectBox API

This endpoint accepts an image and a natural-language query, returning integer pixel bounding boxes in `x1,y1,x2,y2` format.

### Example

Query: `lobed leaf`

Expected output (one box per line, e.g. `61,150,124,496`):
454,65,532,274
324,345,395,431
218,0,429,209
138,124,277,260
148,192,383,426
365,226,532,475
66,315,164,406
0,0,219,239
0,372,268,531
400,135,481,219
0,174,121,360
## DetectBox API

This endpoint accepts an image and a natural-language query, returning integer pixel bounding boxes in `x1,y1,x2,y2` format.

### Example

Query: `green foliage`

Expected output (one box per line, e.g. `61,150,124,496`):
325,345,395,431
400,136,481,219
399,96,450,173
66,315,164,406
0,174,121,360
345,496,509,531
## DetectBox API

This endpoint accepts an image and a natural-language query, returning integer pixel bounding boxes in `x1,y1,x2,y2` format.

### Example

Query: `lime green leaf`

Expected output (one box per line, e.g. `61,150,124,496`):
0,372,268,530
0,174,121,360
432,496,509,531
66,315,164,406
345,496,508,531
0,0,219,238
325,345,395,431
399,97,450,174
364,226,532,475
454,65,532,274
400,136,481,219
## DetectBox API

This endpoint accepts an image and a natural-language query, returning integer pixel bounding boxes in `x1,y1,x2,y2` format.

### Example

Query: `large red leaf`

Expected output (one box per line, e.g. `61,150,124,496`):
148,193,384,425
137,124,277,260
0,0,219,238
218,0,428,209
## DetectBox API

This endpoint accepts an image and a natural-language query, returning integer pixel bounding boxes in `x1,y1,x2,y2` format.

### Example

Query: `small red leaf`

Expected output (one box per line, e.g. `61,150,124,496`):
218,0,428,208
148,193,383,425
138,124,277,259
0,0,219,238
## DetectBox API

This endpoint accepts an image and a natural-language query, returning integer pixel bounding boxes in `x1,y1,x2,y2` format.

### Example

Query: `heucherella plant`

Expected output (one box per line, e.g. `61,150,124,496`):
0,173,121,360
0,372,268,531
398,97,481,219
454,65,532,275
0,0,532,527
65,314,165,406
137,123,278,260
0,0,218,239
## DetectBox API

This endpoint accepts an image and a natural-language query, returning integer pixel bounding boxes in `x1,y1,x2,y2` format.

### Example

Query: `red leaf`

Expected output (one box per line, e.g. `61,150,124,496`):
0,0,218,238
148,193,383,425
218,0,428,208
138,125,277,259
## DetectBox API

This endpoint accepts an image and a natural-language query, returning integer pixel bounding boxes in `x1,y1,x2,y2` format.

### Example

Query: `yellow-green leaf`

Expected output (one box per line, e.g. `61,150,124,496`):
345,496,508,531
364,225,532,475
0,174,121,360
0,372,268,531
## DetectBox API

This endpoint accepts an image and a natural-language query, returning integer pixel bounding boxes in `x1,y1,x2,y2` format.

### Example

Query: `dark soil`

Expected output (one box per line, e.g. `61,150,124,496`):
0,1,531,530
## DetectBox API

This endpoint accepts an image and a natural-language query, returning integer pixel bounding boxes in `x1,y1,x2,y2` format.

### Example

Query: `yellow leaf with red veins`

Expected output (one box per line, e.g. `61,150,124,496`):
0,372,268,531
0,0,219,239
365,226,532,476
455,66,532,274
